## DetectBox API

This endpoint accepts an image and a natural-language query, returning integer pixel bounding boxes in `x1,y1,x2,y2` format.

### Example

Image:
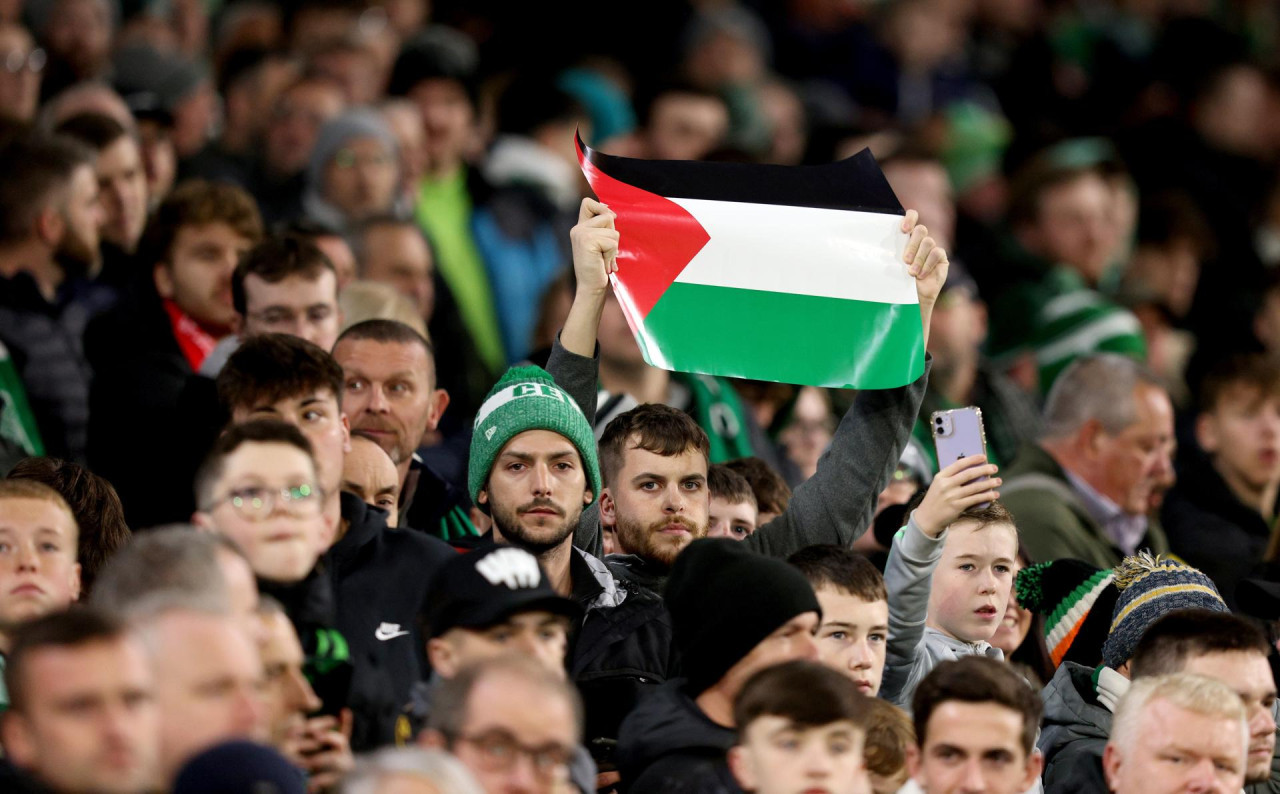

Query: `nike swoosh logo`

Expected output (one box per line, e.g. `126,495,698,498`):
374,623,410,641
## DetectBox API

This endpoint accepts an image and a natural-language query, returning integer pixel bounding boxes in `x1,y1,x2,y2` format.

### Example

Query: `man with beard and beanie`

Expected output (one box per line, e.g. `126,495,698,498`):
0,134,104,463
467,364,677,778
616,538,823,794
556,198,944,587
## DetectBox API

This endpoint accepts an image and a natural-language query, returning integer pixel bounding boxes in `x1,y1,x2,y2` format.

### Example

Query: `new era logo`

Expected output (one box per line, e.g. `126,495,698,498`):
485,426,497,440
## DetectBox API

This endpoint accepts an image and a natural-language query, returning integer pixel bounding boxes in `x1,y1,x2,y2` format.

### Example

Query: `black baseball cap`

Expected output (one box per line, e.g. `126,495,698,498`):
425,544,582,639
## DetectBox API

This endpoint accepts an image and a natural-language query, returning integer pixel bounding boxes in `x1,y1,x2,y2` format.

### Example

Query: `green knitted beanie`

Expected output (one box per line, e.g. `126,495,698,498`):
467,366,601,506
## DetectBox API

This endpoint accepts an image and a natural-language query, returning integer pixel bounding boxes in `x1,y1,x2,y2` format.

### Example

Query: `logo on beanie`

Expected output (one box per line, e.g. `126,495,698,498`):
476,548,542,589
485,426,497,440
474,381,582,429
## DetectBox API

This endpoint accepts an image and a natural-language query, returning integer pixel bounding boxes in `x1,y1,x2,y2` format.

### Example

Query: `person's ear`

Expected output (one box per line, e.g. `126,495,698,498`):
427,637,458,679
426,389,450,430
419,728,447,750
1195,412,1219,454
69,562,81,603
153,263,174,299
1102,743,1122,791
1080,418,1108,458
340,412,351,455
905,743,923,783
726,746,756,792
33,205,63,248
974,300,989,344
1020,748,1044,792
191,511,215,531
599,488,616,527
2,712,36,768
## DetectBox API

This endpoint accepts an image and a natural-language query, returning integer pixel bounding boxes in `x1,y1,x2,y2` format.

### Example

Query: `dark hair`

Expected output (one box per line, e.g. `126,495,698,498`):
1007,160,1104,231
1135,191,1214,260
53,112,130,152
1197,354,1280,415
787,545,887,602
863,698,915,779
217,334,345,414
1130,609,1271,679
599,404,710,487
635,80,726,128
7,457,130,597
724,457,792,515
6,609,128,713
335,318,434,356
0,135,95,245
232,233,336,316
496,75,585,137
912,656,1042,756
194,419,317,510
354,214,438,277
136,179,263,269
734,660,868,734
708,464,755,508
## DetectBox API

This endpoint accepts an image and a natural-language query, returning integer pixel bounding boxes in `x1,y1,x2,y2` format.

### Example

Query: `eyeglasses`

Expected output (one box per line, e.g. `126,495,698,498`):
450,729,573,781
1,48,45,74
332,147,393,169
209,484,323,519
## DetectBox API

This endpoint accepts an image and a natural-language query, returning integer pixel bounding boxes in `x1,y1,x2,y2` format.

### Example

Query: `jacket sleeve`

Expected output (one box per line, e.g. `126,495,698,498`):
880,513,943,707
1042,742,1110,794
745,357,931,559
546,332,600,426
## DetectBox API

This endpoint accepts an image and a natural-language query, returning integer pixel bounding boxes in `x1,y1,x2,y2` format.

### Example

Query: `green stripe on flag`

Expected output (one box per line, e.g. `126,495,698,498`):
641,282,924,389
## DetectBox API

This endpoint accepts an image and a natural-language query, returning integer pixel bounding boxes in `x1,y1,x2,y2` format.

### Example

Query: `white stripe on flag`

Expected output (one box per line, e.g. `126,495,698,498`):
668,198,918,305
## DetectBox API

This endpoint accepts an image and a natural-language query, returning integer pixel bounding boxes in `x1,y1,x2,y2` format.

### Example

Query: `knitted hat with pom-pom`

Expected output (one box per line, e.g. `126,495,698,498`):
1100,552,1225,669
1016,558,1117,669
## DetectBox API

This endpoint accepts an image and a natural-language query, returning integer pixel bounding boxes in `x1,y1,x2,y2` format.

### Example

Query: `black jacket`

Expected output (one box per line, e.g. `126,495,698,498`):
399,455,475,542
84,285,198,528
1162,452,1271,608
0,272,94,462
615,679,742,794
567,549,679,772
327,492,455,750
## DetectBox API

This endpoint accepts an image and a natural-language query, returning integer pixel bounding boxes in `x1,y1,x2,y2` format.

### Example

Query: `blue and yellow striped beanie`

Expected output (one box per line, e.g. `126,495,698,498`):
1101,552,1225,669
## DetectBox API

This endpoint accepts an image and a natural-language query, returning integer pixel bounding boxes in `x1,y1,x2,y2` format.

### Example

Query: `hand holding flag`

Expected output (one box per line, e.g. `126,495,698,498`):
577,133,946,389
900,209,950,343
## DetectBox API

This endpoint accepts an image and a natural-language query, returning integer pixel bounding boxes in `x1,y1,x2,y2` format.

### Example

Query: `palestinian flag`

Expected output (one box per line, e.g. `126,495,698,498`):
577,133,924,390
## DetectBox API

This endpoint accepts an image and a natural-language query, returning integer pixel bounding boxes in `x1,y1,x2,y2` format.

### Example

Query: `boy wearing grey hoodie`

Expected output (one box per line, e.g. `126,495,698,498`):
880,454,1017,709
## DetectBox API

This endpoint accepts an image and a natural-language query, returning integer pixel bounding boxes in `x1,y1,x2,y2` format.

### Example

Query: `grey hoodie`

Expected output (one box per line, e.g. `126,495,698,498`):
880,513,1003,709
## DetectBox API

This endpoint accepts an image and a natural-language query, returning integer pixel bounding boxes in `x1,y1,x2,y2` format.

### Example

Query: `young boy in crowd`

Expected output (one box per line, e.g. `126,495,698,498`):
728,660,871,794
0,480,82,696
788,545,890,696
881,454,1011,708
863,697,915,794
707,464,758,541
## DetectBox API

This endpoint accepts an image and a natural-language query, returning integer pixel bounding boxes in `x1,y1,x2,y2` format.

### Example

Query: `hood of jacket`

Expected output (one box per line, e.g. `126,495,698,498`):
616,678,734,783
1040,662,1112,763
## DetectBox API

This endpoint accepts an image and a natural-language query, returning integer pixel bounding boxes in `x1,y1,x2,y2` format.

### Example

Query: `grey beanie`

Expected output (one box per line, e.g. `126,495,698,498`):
305,108,400,193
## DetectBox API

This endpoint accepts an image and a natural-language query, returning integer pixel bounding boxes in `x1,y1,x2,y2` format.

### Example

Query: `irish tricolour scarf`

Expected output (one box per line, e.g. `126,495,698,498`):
577,134,924,389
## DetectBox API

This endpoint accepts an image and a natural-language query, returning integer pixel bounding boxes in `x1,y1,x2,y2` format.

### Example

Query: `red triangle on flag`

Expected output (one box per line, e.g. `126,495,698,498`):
576,136,710,318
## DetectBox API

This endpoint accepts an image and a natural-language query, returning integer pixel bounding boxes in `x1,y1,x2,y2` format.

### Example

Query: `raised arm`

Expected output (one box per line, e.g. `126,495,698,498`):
546,197,618,427
746,210,949,558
